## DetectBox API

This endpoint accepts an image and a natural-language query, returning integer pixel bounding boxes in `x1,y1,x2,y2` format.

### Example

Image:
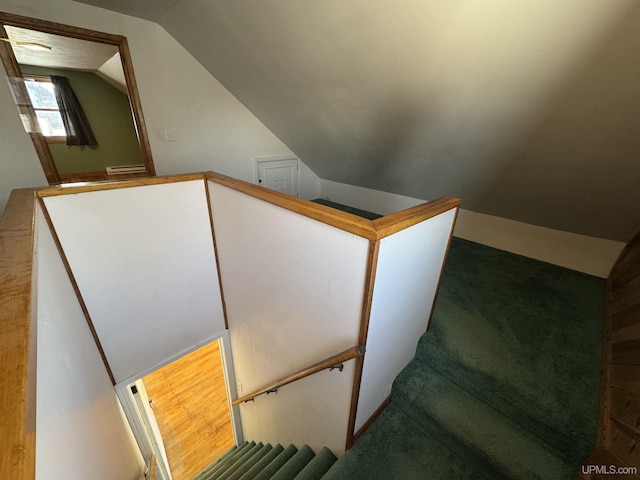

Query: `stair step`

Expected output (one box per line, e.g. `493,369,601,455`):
417,299,597,463
322,402,488,480
419,238,602,463
393,360,573,479
293,447,337,480
253,444,299,480
214,443,241,465
215,442,263,480
194,441,253,480
225,443,273,480
271,445,316,480
237,444,285,480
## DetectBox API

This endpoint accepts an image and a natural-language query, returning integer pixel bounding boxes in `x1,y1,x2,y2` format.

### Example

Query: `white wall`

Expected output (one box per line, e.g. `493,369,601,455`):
321,179,625,278
0,70,47,219
453,209,624,280
35,204,144,480
0,0,321,216
355,208,457,431
321,180,423,216
43,180,226,383
209,181,368,454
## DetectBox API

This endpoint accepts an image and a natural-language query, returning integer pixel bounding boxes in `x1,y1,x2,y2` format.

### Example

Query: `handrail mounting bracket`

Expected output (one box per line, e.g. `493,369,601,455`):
329,362,344,372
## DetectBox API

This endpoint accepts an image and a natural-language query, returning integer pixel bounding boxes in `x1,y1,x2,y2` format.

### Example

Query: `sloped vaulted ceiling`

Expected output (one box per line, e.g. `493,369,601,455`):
76,0,640,242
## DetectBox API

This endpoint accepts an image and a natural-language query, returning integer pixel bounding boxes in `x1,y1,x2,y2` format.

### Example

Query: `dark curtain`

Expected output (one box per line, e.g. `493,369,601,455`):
50,75,98,147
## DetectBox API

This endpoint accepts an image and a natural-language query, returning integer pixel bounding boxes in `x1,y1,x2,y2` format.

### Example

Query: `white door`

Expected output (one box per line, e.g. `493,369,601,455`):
115,381,172,480
255,157,299,196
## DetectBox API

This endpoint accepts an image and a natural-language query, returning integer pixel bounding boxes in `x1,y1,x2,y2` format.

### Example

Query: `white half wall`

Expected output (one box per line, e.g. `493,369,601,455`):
35,205,144,480
209,181,368,453
355,208,457,431
43,180,226,383
321,179,624,278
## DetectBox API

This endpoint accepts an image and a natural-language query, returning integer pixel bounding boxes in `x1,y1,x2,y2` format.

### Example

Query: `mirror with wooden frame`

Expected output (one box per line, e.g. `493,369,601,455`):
0,11,155,184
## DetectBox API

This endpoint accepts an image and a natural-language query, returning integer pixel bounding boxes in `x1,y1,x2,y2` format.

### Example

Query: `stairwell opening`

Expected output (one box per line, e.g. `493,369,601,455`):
120,336,239,480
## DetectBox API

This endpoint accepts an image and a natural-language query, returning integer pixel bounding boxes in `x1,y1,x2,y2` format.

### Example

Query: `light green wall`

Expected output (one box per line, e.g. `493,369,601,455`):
21,65,143,174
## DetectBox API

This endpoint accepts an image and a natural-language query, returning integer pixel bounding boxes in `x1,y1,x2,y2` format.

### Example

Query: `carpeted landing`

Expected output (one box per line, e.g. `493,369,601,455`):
322,238,605,480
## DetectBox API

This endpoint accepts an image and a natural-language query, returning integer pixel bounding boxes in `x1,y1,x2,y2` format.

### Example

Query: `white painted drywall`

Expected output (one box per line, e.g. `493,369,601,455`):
453,209,625,280
298,162,322,200
239,362,356,456
321,179,624,278
115,12,319,194
355,208,457,431
0,0,321,216
209,181,368,452
43,180,225,383
321,180,423,216
35,205,145,480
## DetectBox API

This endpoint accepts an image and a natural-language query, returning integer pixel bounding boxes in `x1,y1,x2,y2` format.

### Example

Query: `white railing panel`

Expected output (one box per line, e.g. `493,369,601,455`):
209,181,368,451
35,204,145,479
356,207,457,431
42,180,225,382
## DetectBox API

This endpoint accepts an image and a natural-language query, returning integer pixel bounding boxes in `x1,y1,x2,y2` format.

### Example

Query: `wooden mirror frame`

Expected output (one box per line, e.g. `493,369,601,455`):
0,11,156,184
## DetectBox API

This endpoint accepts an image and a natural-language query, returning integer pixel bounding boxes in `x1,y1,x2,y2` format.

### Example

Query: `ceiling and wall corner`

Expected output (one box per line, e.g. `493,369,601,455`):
73,0,640,242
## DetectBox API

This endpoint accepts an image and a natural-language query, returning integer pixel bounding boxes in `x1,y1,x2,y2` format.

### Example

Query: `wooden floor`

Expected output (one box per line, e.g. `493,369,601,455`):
143,340,234,480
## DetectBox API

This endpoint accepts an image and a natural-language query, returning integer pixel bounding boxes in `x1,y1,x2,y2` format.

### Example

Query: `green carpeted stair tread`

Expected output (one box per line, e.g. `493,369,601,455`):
414,239,603,462
393,361,575,479
270,445,316,480
292,447,337,480
214,442,264,480
252,444,299,480
191,442,243,480
323,402,491,480
237,444,285,480
415,310,595,463
194,441,253,480
212,443,241,466
225,443,274,480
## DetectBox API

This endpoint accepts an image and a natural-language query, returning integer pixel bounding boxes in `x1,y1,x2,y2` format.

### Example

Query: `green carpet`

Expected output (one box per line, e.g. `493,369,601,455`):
324,238,605,480
194,442,337,480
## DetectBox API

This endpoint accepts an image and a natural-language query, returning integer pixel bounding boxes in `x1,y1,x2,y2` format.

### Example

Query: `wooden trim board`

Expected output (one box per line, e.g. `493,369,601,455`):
0,188,37,480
